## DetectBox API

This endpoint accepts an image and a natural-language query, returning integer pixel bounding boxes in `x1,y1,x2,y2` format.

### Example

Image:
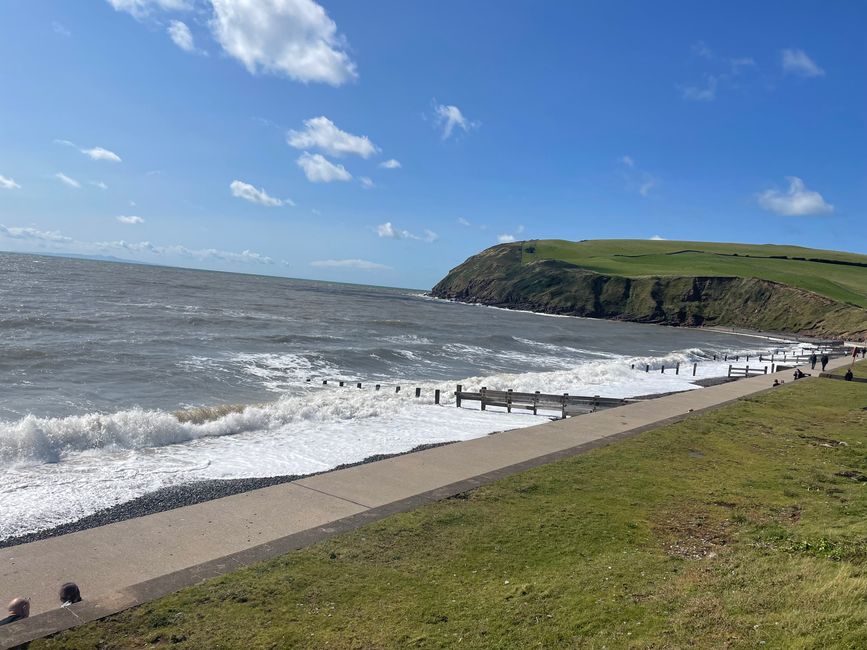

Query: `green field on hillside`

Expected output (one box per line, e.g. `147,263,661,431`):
37,368,867,649
522,240,867,308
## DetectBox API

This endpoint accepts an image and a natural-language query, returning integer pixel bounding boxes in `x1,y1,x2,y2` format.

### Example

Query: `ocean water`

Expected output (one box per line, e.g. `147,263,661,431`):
0,253,795,540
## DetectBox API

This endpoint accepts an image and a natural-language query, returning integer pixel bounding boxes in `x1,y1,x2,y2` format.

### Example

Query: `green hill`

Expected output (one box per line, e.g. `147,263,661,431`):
431,240,867,340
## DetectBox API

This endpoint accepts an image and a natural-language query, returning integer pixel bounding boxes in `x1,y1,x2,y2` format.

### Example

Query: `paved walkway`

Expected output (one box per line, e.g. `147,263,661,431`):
0,356,853,648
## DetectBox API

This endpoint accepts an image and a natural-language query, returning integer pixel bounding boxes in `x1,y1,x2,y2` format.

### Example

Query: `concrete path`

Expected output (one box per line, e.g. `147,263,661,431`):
0,356,853,648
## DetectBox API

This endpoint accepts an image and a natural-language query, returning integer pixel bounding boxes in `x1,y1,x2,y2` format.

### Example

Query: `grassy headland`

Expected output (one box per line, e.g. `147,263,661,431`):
431,240,867,340
36,368,867,648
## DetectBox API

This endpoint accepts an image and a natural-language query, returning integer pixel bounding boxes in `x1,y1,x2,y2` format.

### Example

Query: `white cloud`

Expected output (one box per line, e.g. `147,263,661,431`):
757,177,833,216
105,0,192,19
167,20,196,52
310,258,390,270
91,181,109,190
649,235,666,240
639,179,657,197
117,215,145,224
681,75,718,101
434,104,477,139
0,224,73,243
457,217,471,226
287,116,377,158
729,57,755,74
0,175,21,190
379,158,401,169
230,180,286,206
781,49,825,78
692,41,712,59
376,222,437,242
498,234,516,243
359,177,374,189
55,172,81,188
56,139,122,162
296,152,351,183
209,0,357,86
82,146,122,162
52,21,72,37
620,155,635,168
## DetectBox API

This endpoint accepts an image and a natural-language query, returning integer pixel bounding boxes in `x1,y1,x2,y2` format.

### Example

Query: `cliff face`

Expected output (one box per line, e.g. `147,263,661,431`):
431,244,867,341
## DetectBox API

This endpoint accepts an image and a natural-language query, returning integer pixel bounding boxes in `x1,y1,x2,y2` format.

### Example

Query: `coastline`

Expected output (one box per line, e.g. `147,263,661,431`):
0,377,747,549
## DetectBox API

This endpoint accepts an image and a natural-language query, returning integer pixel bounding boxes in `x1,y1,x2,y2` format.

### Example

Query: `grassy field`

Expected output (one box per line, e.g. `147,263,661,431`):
36,368,867,649
522,240,867,308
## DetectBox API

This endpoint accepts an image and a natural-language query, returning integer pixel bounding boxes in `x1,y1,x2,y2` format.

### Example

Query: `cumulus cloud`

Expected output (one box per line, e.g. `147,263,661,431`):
287,116,377,158
55,172,81,188
296,152,351,182
781,49,825,78
82,146,122,162
167,20,196,52
649,235,666,240
310,258,390,270
105,0,191,18
434,104,477,139
230,180,287,206
0,224,73,243
497,234,516,243
379,158,401,169
359,177,374,189
757,177,833,216
209,0,357,86
457,217,471,226
91,181,109,190
377,222,437,242
117,215,145,224
0,175,20,190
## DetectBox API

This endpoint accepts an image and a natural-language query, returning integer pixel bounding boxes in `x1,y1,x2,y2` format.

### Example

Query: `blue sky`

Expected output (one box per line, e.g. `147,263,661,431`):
0,0,864,288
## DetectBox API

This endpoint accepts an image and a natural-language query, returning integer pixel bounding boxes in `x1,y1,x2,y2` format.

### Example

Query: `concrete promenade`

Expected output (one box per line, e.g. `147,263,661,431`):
0,356,853,648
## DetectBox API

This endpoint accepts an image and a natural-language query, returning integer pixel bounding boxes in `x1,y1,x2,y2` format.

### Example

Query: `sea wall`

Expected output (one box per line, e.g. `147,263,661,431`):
431,244,867,341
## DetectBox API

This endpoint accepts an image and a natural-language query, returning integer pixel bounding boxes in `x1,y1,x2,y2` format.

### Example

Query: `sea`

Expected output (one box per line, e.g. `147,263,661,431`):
0,253,797,541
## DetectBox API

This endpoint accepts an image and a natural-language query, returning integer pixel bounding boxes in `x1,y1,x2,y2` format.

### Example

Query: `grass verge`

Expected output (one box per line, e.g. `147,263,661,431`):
35,369,867,649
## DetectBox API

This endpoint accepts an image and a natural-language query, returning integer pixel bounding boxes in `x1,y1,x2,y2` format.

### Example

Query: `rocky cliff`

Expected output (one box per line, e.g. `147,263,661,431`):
431,243,867,341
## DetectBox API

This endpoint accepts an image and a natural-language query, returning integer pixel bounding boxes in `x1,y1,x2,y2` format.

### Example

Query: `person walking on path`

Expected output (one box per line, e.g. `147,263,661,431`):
810,352,817,370
821,353,829,371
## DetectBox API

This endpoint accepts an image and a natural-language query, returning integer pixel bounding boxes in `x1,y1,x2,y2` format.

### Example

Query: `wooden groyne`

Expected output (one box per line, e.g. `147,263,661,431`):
454,386,633,419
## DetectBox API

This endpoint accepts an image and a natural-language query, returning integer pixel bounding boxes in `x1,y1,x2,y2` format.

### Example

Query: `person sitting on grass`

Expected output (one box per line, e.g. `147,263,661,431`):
0,598,29,625
59,583,81,607
793,369,809,380
844,369,854,381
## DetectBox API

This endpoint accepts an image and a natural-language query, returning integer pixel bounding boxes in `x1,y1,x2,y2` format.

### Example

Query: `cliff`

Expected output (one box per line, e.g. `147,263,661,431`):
431,242,867,341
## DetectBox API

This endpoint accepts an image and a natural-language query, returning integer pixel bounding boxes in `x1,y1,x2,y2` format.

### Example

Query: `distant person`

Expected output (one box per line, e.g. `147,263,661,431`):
0,598,29,625
809,353,817,370
862,347,866,359
793,369,808,380
59,583,81,607
772,379,781,387
844,369,854,381
821,353,830,371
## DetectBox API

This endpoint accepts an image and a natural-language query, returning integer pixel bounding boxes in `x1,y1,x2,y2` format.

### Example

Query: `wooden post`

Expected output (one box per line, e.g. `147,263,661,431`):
339,381,344,387
675,362,680,375
645,364,650,373
724,354,728,361
746,355,750,362
357,382,362,389
375,384,380,391
455,384,462,408
693,362,697,376
728,365,732,377
415,387,421,398
561,393,568,419
435,389,441,405
533,391,539,415
772,364,775,373
481,387,487,411
631,363,634,369
323,379,328,385
661,365,665,374
746,365,750,376
507,388,513,413
763,366,767,374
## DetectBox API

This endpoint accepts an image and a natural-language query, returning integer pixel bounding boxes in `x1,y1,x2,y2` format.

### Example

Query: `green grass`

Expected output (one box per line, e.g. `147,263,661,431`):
522,239,867,308
36,369,867,649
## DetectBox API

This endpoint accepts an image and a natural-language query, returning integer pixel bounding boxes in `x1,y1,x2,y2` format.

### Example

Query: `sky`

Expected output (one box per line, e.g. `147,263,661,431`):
0,0,865,288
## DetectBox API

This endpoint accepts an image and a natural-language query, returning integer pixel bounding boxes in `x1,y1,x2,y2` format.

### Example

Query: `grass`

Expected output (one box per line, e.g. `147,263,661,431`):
35,368,867,649
522,239,867,308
